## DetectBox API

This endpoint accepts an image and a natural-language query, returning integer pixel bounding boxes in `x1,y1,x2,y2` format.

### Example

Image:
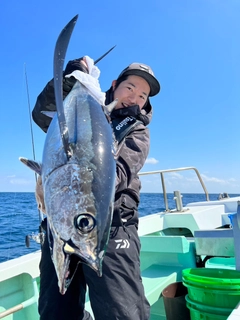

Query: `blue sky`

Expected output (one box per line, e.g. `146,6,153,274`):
0,0,239,194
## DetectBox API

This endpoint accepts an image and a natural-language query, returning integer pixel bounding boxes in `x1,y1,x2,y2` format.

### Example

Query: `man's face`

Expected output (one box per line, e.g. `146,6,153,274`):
112,75,150,110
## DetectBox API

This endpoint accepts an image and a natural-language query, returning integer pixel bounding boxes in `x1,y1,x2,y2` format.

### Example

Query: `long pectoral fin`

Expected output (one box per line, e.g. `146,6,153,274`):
19,157,42,175
54,15,78,160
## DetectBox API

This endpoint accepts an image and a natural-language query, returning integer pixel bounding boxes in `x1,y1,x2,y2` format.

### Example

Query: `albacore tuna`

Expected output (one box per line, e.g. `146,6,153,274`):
20,15,117,294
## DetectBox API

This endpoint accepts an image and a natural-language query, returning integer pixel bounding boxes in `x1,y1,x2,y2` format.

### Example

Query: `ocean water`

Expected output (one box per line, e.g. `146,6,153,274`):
0,192,239,263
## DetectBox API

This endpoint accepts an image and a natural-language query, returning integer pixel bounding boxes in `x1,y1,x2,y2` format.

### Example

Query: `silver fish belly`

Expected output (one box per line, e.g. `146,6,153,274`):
42,81,115,294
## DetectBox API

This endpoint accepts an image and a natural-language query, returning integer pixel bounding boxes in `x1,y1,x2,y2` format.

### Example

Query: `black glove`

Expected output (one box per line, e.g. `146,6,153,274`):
63,57,89,76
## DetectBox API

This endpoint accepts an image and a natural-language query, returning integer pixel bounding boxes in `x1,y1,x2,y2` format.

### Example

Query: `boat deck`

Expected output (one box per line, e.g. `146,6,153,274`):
1,182,240,319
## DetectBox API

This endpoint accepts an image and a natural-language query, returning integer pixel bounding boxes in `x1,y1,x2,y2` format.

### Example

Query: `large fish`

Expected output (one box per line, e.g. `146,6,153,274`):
20,15,116,294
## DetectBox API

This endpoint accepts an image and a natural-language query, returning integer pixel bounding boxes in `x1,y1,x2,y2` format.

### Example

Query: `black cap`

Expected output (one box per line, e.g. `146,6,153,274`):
117,62,160,97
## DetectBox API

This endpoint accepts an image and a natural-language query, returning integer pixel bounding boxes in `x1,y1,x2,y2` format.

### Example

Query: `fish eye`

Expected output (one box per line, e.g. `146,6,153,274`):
75,214,95,234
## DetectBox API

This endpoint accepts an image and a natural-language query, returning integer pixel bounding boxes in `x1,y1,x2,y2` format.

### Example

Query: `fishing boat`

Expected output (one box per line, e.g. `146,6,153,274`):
0,166,240,319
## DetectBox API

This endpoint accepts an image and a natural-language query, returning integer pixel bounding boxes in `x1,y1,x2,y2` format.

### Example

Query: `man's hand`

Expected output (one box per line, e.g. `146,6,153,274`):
63,57,89,76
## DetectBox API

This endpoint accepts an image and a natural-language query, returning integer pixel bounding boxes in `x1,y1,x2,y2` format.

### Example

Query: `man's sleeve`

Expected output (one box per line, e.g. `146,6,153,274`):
115,125,150,194
32,77,76,132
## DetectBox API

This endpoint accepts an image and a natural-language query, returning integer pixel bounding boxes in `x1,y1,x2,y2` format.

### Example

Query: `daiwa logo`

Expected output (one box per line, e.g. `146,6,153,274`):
115,239,130,249
115,117,134,131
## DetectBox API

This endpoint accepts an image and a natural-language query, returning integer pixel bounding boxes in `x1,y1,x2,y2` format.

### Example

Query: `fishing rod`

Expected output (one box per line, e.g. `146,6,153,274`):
24,64,44,248
94,45,116,65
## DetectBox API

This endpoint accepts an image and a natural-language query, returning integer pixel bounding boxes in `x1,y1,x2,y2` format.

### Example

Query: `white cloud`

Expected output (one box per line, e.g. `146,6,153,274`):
140,170,240,193
201,174,230,185
168,172,184,180
9,178,32,185
167,172,231,185
145,157,159,164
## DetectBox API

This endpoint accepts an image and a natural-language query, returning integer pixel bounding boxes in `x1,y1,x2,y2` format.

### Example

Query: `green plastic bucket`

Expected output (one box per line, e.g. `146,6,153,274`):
185,295,232,320
182,268,240,309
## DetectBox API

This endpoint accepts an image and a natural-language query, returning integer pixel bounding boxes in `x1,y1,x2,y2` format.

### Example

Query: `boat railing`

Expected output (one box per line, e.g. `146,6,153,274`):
139,166,209,211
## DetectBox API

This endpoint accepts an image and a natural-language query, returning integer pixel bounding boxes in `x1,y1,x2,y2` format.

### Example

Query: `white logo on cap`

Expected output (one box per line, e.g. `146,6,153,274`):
139,64,153,75
139,64,149,71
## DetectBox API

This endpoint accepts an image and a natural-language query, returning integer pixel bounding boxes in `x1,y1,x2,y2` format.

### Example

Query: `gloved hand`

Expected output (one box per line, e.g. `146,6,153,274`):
64,56,105,106
63,57,89,76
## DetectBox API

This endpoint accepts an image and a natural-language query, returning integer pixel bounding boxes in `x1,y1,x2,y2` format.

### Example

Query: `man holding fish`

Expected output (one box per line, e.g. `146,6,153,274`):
32,53,160,319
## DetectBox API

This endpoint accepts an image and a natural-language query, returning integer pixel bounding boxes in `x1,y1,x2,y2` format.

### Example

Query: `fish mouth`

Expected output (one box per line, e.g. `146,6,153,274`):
48,234,79,294
63,240,102,275
51,239,102,295
61,253,80,294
